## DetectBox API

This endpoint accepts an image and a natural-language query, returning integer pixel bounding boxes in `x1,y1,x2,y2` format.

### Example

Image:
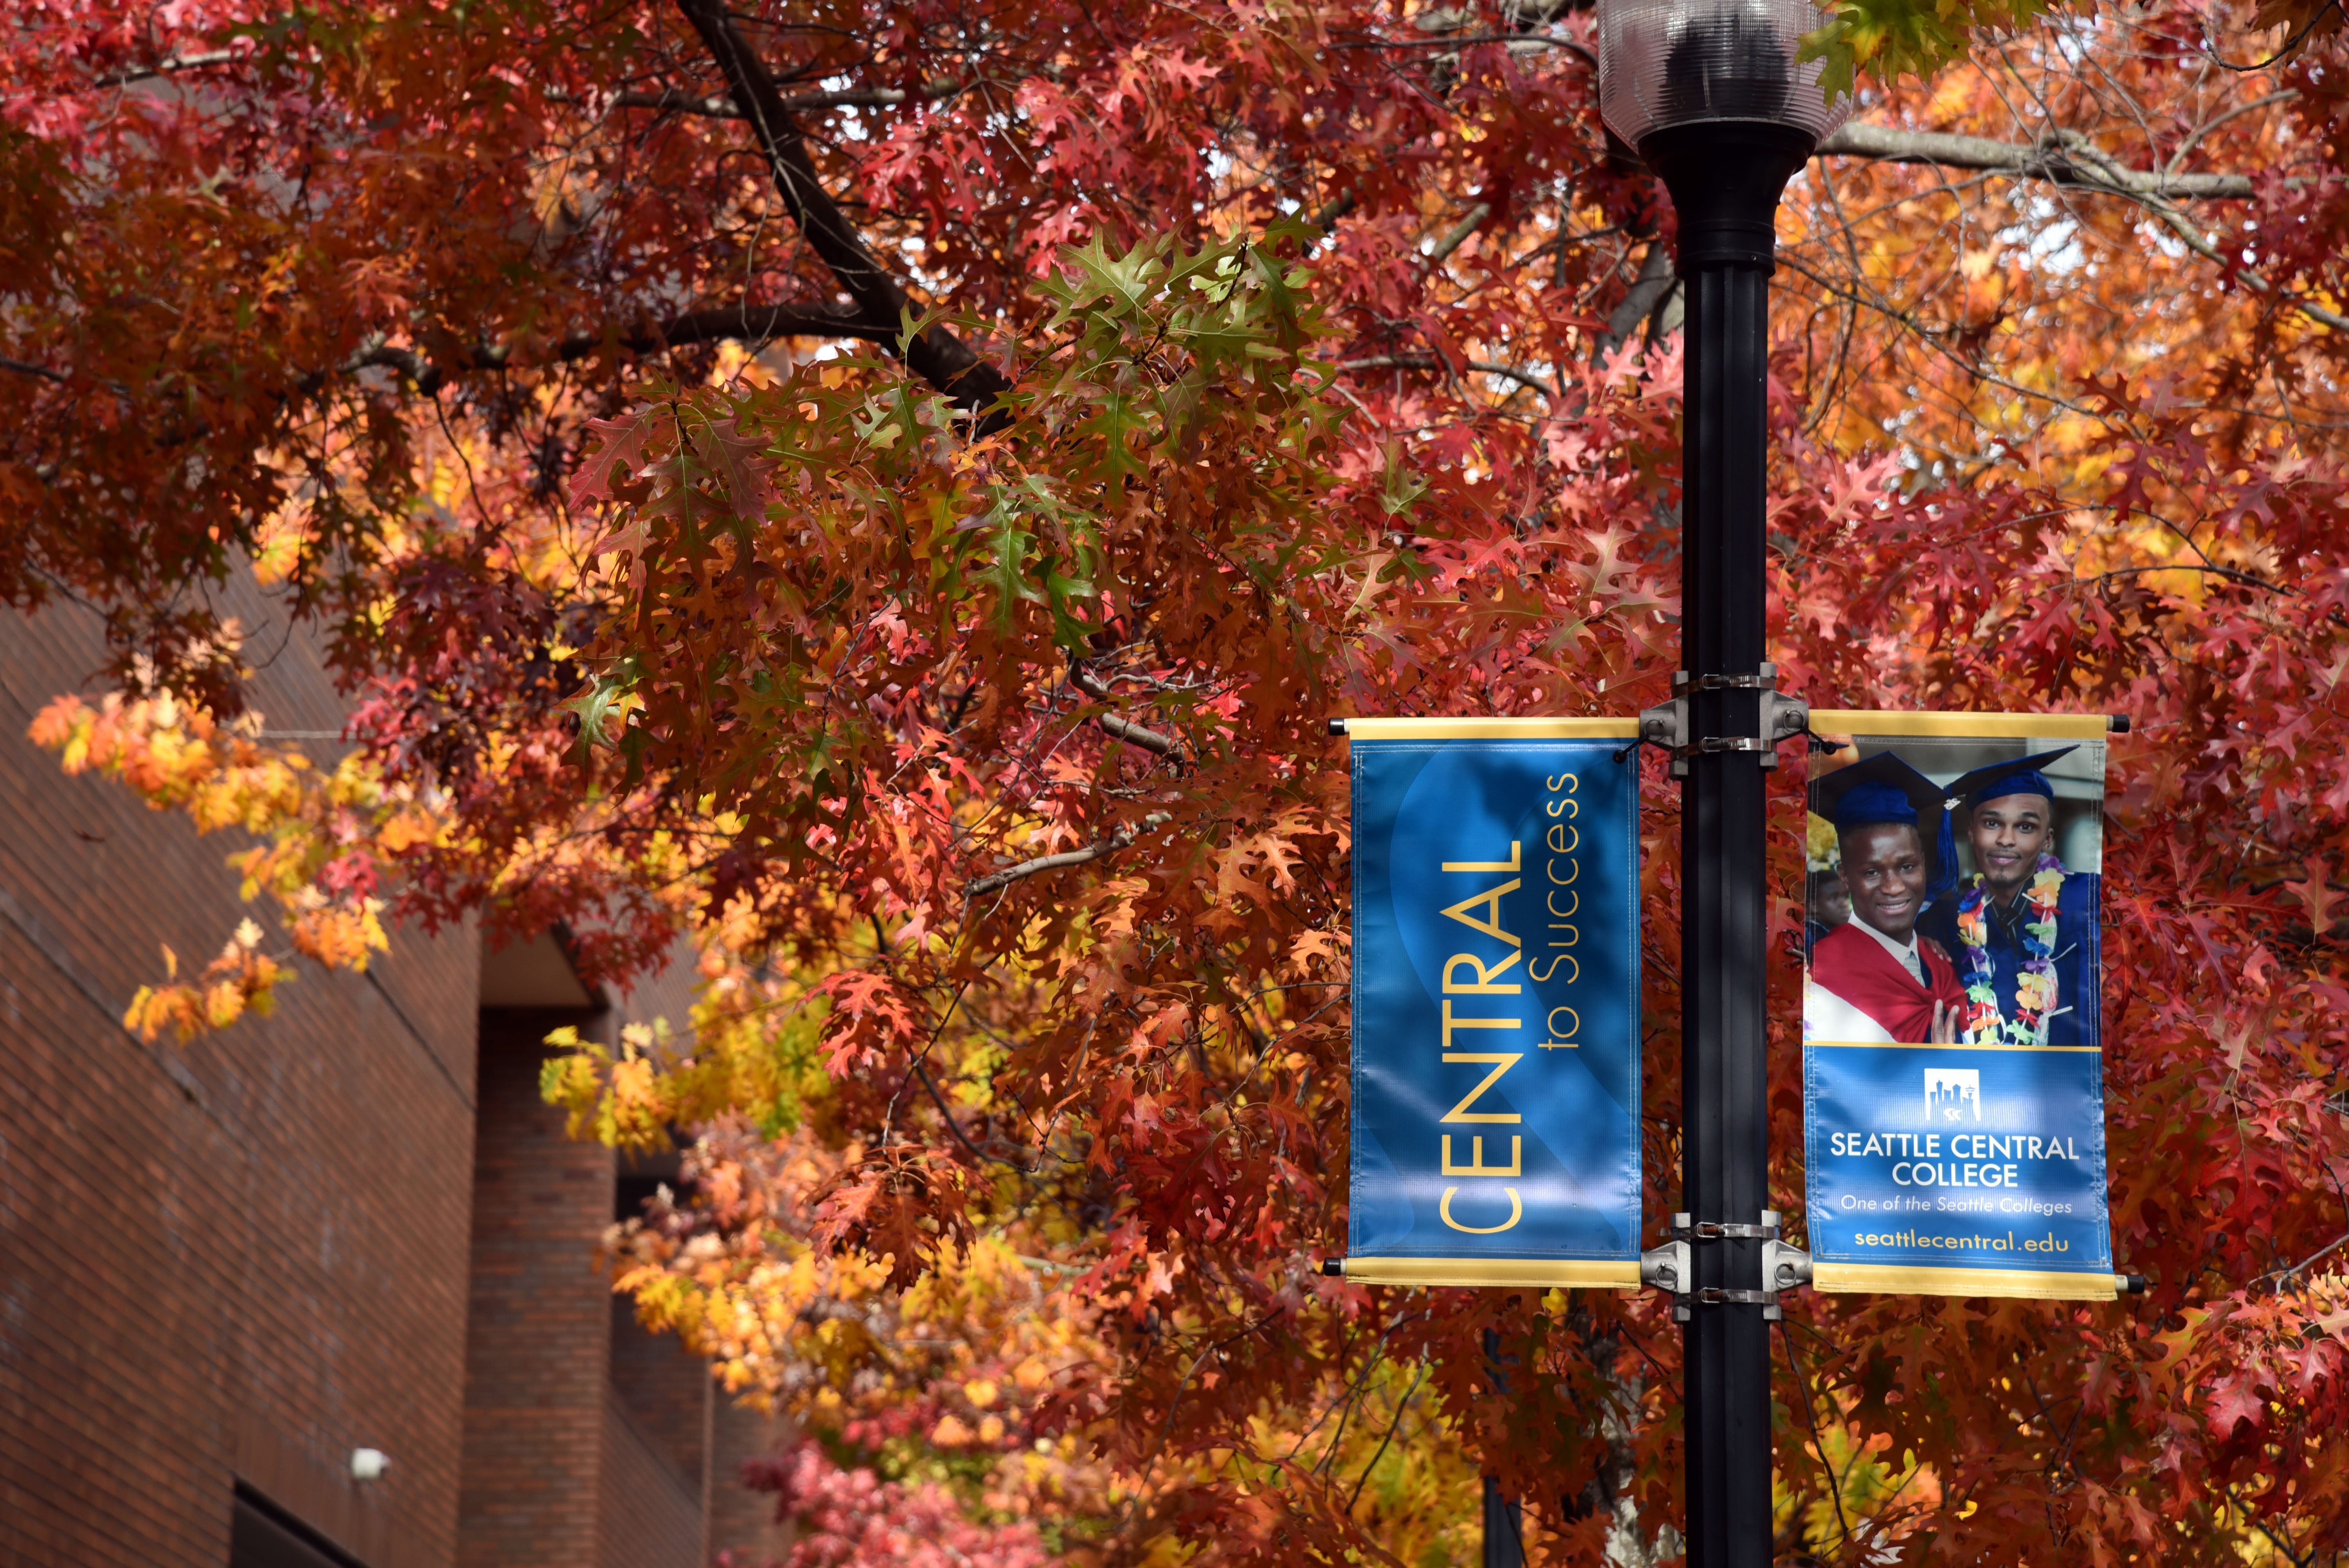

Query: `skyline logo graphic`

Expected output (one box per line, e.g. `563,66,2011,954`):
1925,1068,1981,1123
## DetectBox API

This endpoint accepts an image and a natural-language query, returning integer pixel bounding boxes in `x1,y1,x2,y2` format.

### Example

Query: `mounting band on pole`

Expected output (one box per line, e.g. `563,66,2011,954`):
1641,1210,1812,1322
1636,663,1810,778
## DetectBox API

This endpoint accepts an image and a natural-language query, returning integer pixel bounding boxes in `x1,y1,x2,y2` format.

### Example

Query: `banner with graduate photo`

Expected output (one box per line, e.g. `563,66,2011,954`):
1801,711,2127,1301
1339,718,1643,1290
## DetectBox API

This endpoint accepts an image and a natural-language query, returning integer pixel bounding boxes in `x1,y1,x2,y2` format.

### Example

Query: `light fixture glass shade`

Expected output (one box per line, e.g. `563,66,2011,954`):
1599,0,1852,151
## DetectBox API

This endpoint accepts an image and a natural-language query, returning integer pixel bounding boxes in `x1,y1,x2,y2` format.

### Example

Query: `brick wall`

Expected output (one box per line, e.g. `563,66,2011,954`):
608,1298,711,1493
0,601,480,1568
2,592,770,1568
458,994,769,1568
596,1395,704,1568
707,1403,792,1568
454,1009,616,1568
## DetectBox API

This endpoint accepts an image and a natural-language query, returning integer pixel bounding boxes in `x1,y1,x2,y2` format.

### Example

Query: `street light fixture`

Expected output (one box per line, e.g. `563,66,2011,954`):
1601,0,1848,268
1597,3,1848,1565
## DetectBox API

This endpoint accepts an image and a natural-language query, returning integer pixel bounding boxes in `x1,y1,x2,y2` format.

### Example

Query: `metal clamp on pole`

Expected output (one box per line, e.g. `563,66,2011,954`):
1645,1211,1811,1322
1640,1236,1691,1296
1677,1217,1776,1241
1762,1231,1814,1322
1637,665,1811,777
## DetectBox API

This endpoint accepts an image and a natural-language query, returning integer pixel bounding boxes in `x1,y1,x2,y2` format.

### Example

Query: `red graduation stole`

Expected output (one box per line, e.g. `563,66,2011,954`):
1811,922,1966,1043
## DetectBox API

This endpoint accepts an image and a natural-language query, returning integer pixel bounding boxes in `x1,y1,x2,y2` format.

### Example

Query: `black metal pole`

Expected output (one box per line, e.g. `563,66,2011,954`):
1641,120,1813,1568
1480,1329,1524,1568
1481,1476,1525,1568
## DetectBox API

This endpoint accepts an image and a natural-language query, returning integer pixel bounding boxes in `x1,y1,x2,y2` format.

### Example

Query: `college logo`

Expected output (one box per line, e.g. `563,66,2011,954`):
1925,1068,1981,1123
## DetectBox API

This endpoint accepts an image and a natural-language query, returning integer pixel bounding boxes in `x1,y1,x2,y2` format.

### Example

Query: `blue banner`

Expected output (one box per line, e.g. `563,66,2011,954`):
1804,1043,2116,1297
1802,711,2123,1300
1342,719,1642,1290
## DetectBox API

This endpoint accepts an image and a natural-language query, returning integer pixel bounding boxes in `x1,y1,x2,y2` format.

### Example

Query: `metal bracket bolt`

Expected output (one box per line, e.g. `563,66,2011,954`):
1642,1210,1812,1322
1638,664,1810,777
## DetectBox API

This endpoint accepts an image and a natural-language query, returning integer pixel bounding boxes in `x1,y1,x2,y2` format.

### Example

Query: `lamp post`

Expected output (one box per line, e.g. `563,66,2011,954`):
1597,4,1848,1563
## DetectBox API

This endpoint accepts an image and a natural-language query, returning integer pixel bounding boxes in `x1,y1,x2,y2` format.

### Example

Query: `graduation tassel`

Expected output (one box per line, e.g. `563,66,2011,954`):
1931,799,1962,905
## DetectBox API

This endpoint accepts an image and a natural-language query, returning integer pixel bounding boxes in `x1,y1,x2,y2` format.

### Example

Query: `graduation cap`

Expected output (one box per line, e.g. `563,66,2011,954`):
1811,750,1959,901
1943,747,2079,811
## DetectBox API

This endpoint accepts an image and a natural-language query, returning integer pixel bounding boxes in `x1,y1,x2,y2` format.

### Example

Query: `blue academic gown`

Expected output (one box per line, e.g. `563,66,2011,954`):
1919,871,2101,1048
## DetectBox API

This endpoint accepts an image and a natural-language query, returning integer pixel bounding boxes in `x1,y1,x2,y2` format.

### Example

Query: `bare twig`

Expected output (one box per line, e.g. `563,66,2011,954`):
2251,1228,2349,1292
1340,352,1557,401
595,83,960,118
91,50,246,88
1779,1321,1854,1554
1346,1363,1431,1513
1069,664,1182,755
1331,30,1597,64
1423,203,1492,270
0,356,71,385
966,813,1171,898
343,302,886,394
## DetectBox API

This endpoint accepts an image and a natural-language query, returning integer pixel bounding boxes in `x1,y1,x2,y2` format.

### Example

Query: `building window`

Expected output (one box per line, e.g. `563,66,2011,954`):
227,1484,364,1568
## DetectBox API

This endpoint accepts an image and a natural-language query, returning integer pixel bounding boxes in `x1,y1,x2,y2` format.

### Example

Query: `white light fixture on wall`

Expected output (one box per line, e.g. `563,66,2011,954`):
349,1448,390,1482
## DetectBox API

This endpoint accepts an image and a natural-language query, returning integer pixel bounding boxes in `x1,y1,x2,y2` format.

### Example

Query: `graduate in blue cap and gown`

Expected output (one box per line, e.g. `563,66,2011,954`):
1806,751,1966,1044
1918,749,2100,1048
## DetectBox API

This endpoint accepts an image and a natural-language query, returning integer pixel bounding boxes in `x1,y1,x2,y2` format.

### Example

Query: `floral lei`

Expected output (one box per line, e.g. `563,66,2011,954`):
1955,852,2065,1046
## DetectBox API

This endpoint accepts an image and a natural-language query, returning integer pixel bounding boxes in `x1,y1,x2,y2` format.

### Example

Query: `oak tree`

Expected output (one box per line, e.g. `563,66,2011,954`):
9,0,2349,1561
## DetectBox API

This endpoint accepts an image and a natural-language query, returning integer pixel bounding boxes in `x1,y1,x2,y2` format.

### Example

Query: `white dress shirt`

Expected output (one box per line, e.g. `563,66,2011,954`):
1846,914,1928,985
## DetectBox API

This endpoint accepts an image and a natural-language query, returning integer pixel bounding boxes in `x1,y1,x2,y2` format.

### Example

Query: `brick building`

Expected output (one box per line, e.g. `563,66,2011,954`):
0,599,786,1568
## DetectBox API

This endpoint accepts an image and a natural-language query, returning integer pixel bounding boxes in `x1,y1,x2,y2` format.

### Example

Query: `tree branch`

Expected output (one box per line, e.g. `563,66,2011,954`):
649,303,887,350
1816,121,2258,200
343,303,887,394
2251,1228,2349,1290
609,88,741,118
967,813,1171,898
598,85,954,119
1094,711,1181,754
1593,241,1676,362
1333,30,1597,64
1422,203,1491,270
1794,130,2347,337
1069,664,1182,756
92,50,246,88
0,355,71,385
2083,159,2349,333
672,0,1012,423
1340,352,1558,401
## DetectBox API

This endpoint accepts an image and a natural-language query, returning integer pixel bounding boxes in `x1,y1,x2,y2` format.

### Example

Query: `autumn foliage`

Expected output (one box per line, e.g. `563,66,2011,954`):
8,0,2349,1562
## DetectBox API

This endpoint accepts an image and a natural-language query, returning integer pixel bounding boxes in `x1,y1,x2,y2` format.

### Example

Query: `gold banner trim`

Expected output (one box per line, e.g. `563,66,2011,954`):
1807,1039,2102,1053
1341,717,1641,740
1813,1263,2123,1301
1807,709,2111,740
1341,1257,1642,1290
